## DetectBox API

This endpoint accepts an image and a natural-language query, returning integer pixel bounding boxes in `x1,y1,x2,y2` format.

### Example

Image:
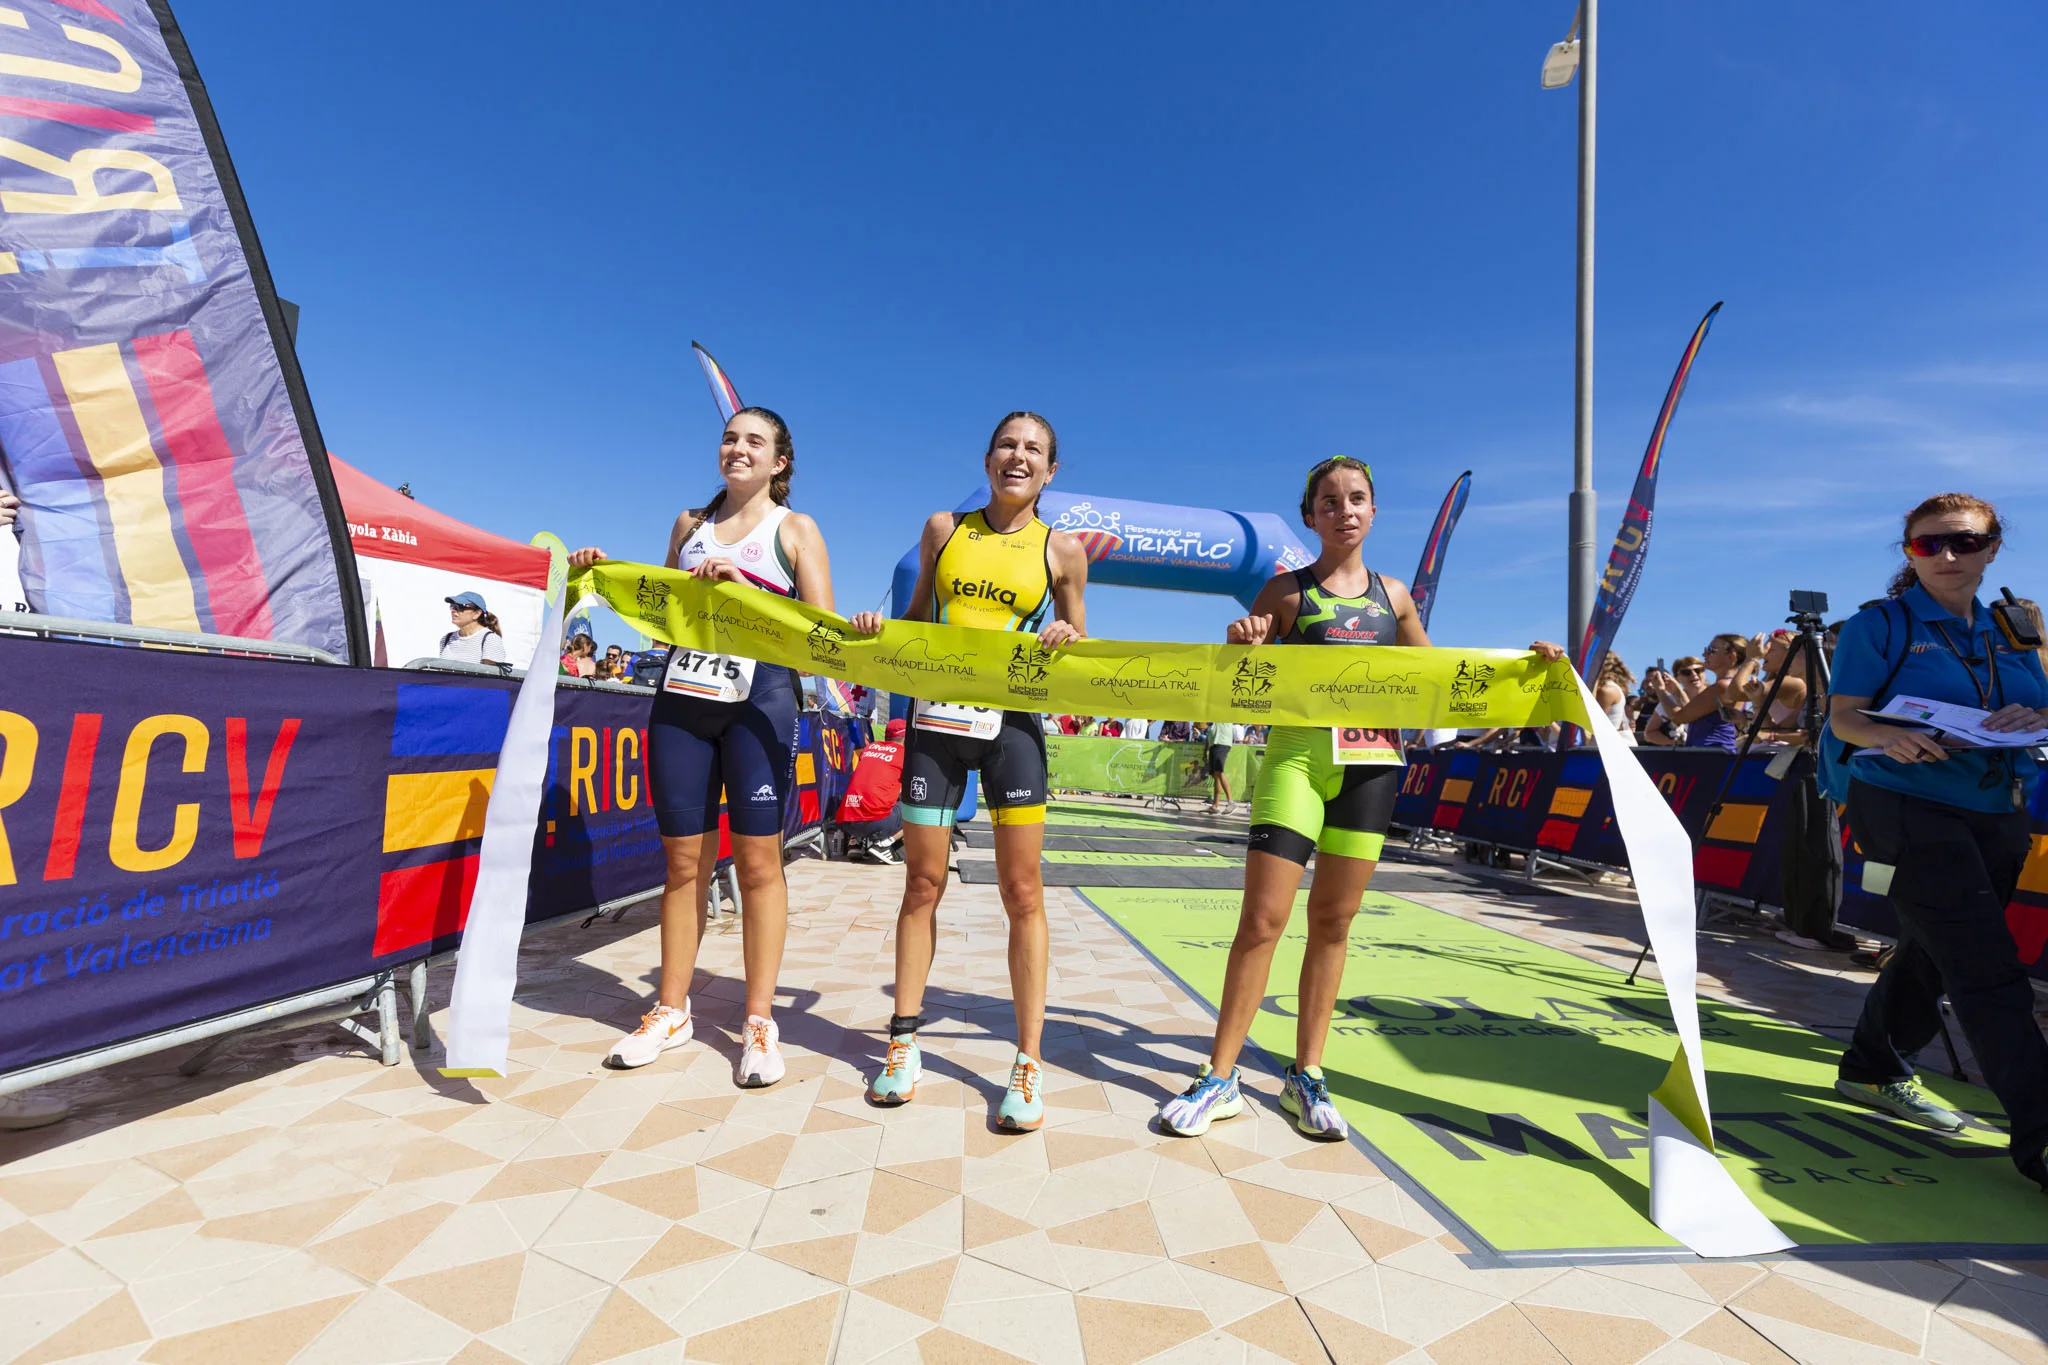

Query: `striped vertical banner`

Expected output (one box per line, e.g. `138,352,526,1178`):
1409,470,1470,633
1575,304,1723,682
691,340,744,422
0,329,281,636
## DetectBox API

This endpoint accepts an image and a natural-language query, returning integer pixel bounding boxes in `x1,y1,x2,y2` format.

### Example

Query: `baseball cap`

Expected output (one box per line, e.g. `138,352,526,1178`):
446,591,487,611
885,719,907,740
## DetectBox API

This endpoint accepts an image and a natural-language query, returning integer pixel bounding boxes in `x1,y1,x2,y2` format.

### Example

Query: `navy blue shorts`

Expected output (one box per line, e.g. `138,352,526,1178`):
647,665,799,839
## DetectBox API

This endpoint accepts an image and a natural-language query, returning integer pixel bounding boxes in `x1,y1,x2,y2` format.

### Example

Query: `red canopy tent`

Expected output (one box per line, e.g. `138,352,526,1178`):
330,456,550,667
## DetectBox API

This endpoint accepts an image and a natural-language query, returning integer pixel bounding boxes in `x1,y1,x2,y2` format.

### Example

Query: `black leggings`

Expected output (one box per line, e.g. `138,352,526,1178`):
1837,780,2047,1171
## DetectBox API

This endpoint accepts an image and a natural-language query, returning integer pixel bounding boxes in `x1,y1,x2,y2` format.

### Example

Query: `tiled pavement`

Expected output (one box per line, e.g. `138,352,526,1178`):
5,818,2048,1363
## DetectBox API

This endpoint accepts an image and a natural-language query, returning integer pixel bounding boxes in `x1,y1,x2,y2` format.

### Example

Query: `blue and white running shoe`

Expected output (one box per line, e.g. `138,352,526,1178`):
1280,1064,1347,1141
1159,1063,1244,1137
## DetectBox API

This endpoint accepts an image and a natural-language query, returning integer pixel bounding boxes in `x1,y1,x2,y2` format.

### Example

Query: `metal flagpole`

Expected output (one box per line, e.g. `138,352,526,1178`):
1567,0,1599,653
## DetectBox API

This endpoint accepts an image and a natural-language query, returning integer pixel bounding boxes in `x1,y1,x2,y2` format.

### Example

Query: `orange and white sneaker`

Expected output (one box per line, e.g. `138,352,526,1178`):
606,1002,692,1069
736,1015,786,1089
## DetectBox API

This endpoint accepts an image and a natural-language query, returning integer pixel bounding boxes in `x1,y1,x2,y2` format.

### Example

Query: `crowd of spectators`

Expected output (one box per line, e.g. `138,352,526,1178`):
1428,598,2047,755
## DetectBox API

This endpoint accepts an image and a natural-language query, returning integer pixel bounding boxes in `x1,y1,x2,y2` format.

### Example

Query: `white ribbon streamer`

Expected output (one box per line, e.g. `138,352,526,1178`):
1573,669,1794,1256
440,587,565,1077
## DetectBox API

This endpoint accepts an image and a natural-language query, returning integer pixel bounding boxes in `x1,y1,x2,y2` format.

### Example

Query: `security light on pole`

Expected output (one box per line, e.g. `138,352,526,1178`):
1541,8,1581,88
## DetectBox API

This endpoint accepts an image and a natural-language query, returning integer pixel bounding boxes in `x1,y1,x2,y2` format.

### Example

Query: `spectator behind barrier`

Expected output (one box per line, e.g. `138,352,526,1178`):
561,633,598,678
1825,490,2048,1189
439,591,510,671
1653,633,1760,751
1748,629,1814,743
1592,653,1638,747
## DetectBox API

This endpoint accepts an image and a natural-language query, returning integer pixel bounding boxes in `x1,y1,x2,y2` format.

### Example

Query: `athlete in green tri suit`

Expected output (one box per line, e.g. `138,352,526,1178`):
1160,456,1565,1141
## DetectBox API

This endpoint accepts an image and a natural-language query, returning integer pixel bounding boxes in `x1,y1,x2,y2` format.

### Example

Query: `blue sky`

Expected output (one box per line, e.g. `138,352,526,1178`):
178,2,2048,671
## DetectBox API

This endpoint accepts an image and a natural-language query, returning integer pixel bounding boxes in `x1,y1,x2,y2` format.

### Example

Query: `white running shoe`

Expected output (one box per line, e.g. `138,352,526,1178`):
606,1002,693,1069
736,1015,786,1089
0,1089,68,1130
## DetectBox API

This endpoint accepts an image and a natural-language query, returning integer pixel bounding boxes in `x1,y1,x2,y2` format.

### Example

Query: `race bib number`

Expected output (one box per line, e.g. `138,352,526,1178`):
915,700,1003,741
662,647,756,703
1332,727,1403,765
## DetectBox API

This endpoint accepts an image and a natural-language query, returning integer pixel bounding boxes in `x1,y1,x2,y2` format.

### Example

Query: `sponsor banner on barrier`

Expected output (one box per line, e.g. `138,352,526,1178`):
1396,745,2048,978
0,636,678,1075
1395,746,1799,907
1046,737,1261,798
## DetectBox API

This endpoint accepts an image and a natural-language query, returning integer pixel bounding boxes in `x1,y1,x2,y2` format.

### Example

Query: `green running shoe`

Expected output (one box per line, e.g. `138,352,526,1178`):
997,1052,1044,1132
868,1034,921,1106
1834,1077,1966,1133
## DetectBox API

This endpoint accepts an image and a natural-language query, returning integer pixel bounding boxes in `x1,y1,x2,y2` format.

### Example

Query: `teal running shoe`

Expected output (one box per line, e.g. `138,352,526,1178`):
997,1052,1044,1132
1834,1077,1965,1133
1159,1063,1244,1137
1280,1064,1348,1141
868,1033,921,1106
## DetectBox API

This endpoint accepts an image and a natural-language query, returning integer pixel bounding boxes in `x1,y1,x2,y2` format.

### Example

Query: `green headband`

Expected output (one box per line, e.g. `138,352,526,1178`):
1304,457,1373,504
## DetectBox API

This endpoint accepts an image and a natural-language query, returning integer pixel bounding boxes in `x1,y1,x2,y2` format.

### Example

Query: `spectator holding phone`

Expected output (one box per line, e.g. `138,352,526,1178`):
1654,635,1762,751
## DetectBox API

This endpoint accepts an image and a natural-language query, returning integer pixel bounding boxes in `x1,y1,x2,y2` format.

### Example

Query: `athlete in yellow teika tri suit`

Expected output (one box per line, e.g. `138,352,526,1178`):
849,413,1089,1132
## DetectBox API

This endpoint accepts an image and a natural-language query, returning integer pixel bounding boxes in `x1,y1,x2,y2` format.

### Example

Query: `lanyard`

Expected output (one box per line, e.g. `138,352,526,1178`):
1928,619,2002,710
1929,617,2022,806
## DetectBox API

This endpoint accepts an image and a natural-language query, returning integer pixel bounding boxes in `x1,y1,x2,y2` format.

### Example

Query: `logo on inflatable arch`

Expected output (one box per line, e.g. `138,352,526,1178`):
1051,501,1240,568
1047,503,1127,563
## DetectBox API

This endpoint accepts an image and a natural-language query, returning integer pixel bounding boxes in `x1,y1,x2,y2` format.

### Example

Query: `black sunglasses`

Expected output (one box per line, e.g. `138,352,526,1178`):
1905,532,1998,557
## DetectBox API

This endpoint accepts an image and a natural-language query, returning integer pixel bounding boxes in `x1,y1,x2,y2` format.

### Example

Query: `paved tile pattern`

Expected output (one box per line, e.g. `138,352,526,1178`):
4,810,2047,1363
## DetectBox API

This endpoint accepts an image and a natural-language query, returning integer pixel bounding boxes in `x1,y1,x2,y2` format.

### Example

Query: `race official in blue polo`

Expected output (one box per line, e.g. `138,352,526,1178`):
1827,492,2048,1191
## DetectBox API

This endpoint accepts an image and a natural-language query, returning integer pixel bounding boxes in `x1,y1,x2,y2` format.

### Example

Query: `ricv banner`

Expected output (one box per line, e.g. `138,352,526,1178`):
0,635,667,1075
0,1,358,659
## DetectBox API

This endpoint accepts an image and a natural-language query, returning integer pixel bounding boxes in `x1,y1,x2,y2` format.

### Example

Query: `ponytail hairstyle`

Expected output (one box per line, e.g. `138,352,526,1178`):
1887,491,2003,599
1708,632,1756,665
985,412,1058,516
681,406,796,546
477,609,502,637
1299,456,1376,528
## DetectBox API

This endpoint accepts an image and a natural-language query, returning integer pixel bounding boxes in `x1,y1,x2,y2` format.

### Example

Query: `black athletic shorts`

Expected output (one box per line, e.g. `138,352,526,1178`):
901,710,1047,828
647,665,800,839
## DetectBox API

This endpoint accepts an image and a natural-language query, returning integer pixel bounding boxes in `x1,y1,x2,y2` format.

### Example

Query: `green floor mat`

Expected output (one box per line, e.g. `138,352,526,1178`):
1084,886,2046,1263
